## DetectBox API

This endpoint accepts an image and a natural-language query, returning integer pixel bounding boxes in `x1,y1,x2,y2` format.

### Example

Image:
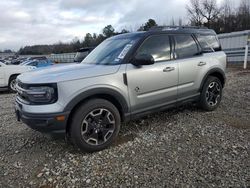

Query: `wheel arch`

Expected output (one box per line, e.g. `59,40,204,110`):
8,74,19,85
65,88,129,133
200,68,226,91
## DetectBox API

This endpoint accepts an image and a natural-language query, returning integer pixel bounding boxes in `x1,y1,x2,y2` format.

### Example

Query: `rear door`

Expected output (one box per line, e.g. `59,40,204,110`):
126,34,178,114
173,34,209,100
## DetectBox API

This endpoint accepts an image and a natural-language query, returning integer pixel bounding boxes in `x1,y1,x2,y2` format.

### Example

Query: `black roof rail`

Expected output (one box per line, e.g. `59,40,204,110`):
149,26,208,31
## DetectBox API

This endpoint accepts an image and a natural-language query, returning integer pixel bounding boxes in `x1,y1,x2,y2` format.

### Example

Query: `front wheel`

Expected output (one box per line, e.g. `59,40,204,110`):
199,76,223,111
8,76,17,92
69,99,121,152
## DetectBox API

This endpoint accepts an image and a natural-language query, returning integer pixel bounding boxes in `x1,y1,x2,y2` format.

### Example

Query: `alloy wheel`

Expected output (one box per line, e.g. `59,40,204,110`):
10,79,17,91
81,108,115,146
205,81,221,107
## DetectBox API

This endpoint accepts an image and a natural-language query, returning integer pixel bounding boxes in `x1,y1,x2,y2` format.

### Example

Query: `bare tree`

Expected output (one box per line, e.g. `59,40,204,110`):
178,18,183,26
186,0,203,26
219,0,237,32
186,0,220,27
170,17,176,26
200,0,221,27
237,0,250,30
222,0,233,17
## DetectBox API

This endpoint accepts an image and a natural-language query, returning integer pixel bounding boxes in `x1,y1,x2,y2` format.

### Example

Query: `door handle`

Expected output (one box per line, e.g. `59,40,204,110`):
163,67,175,72
198,62,207,66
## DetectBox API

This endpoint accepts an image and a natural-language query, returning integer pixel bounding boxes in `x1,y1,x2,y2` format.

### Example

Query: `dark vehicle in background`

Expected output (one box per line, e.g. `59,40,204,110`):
74,47,94,63
26,56,47,61
11,57,28,65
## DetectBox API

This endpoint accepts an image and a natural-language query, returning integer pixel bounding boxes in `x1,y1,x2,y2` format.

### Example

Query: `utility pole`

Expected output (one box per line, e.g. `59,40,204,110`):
244,35,250,69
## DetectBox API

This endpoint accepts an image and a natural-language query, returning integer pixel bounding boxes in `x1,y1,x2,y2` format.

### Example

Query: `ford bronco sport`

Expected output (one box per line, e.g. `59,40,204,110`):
15,26,226,152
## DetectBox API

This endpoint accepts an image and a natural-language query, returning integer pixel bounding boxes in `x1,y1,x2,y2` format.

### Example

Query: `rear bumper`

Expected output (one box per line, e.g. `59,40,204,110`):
15,101,70,134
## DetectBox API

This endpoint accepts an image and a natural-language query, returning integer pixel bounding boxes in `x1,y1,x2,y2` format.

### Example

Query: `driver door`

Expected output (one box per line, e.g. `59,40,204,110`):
126,34,178,114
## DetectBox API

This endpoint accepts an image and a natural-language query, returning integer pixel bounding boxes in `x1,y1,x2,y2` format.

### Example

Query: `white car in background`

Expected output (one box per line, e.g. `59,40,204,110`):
0,61,36,92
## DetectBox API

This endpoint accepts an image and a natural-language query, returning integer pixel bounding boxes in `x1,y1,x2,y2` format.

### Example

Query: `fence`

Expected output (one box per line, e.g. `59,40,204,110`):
218,30,250,68
48,53,76,63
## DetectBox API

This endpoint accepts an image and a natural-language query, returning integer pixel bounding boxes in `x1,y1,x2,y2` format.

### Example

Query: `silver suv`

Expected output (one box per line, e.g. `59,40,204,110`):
15,26,226,152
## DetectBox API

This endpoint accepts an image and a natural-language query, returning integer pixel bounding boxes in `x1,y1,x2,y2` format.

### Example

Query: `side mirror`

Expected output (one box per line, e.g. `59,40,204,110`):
132,54,155,66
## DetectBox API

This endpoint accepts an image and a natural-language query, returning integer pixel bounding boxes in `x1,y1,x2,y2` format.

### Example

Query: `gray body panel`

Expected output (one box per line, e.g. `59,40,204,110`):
126,60,178,114
16,30,227,123
16,51,226,117
177,51,226,100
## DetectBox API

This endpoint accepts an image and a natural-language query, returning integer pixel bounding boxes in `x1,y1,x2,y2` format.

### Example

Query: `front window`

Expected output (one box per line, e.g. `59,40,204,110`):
136,35,171,62
82,37,139,65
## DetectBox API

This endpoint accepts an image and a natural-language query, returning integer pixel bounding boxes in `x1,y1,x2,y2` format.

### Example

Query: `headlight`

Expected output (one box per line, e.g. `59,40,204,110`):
27,86,56,103
17,83,58,104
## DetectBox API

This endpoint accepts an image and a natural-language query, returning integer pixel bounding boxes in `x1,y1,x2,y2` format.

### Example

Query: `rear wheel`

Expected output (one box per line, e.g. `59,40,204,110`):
199,76,223,111
8,75,17,92
69,99,121,152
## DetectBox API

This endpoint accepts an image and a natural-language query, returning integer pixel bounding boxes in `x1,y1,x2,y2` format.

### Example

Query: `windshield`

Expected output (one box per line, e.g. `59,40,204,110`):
82,37,139,65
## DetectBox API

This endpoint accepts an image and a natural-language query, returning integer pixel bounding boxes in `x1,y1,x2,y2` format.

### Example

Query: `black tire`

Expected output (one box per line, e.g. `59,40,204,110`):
69,99,121,152
8,75,17,93
199,76,223,111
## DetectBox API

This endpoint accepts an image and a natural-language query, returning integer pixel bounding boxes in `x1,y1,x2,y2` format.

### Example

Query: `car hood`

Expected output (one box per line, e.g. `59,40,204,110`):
18,63,120,84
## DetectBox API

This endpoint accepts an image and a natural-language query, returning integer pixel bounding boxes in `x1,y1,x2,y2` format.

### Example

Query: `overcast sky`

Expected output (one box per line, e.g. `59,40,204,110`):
0,0,225,51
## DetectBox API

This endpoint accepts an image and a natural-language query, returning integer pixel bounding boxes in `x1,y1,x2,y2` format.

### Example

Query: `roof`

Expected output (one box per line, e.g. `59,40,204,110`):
111,26,217,40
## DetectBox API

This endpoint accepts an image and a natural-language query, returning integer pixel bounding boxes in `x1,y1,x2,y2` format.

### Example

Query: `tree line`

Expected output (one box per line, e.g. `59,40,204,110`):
18,0,250,55
187,0,250,33
18,25,127,55
18,20,157,55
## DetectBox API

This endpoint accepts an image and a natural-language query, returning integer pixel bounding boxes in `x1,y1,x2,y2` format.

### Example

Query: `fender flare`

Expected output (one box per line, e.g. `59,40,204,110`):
8,74,20,85
64,87,129,114
199,68,226,91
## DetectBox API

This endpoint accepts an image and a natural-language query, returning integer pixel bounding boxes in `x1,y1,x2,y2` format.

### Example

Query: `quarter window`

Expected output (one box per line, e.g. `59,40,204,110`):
137,35,171,62
175,35,199,59
196,34,221,52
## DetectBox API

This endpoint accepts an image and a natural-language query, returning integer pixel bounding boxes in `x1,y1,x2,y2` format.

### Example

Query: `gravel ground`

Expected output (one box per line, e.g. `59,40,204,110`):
0,68,249,187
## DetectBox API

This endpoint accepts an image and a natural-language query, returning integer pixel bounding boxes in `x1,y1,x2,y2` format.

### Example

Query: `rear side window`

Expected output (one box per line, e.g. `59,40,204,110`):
174,35,199,59
137,35,171,62
196,34,221,52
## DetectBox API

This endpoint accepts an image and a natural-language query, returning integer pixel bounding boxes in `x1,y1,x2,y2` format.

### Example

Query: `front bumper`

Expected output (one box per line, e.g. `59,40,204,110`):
15,101,70,134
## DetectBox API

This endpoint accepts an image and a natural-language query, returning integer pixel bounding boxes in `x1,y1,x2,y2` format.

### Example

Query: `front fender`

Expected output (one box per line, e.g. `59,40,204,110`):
63,86,129,114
